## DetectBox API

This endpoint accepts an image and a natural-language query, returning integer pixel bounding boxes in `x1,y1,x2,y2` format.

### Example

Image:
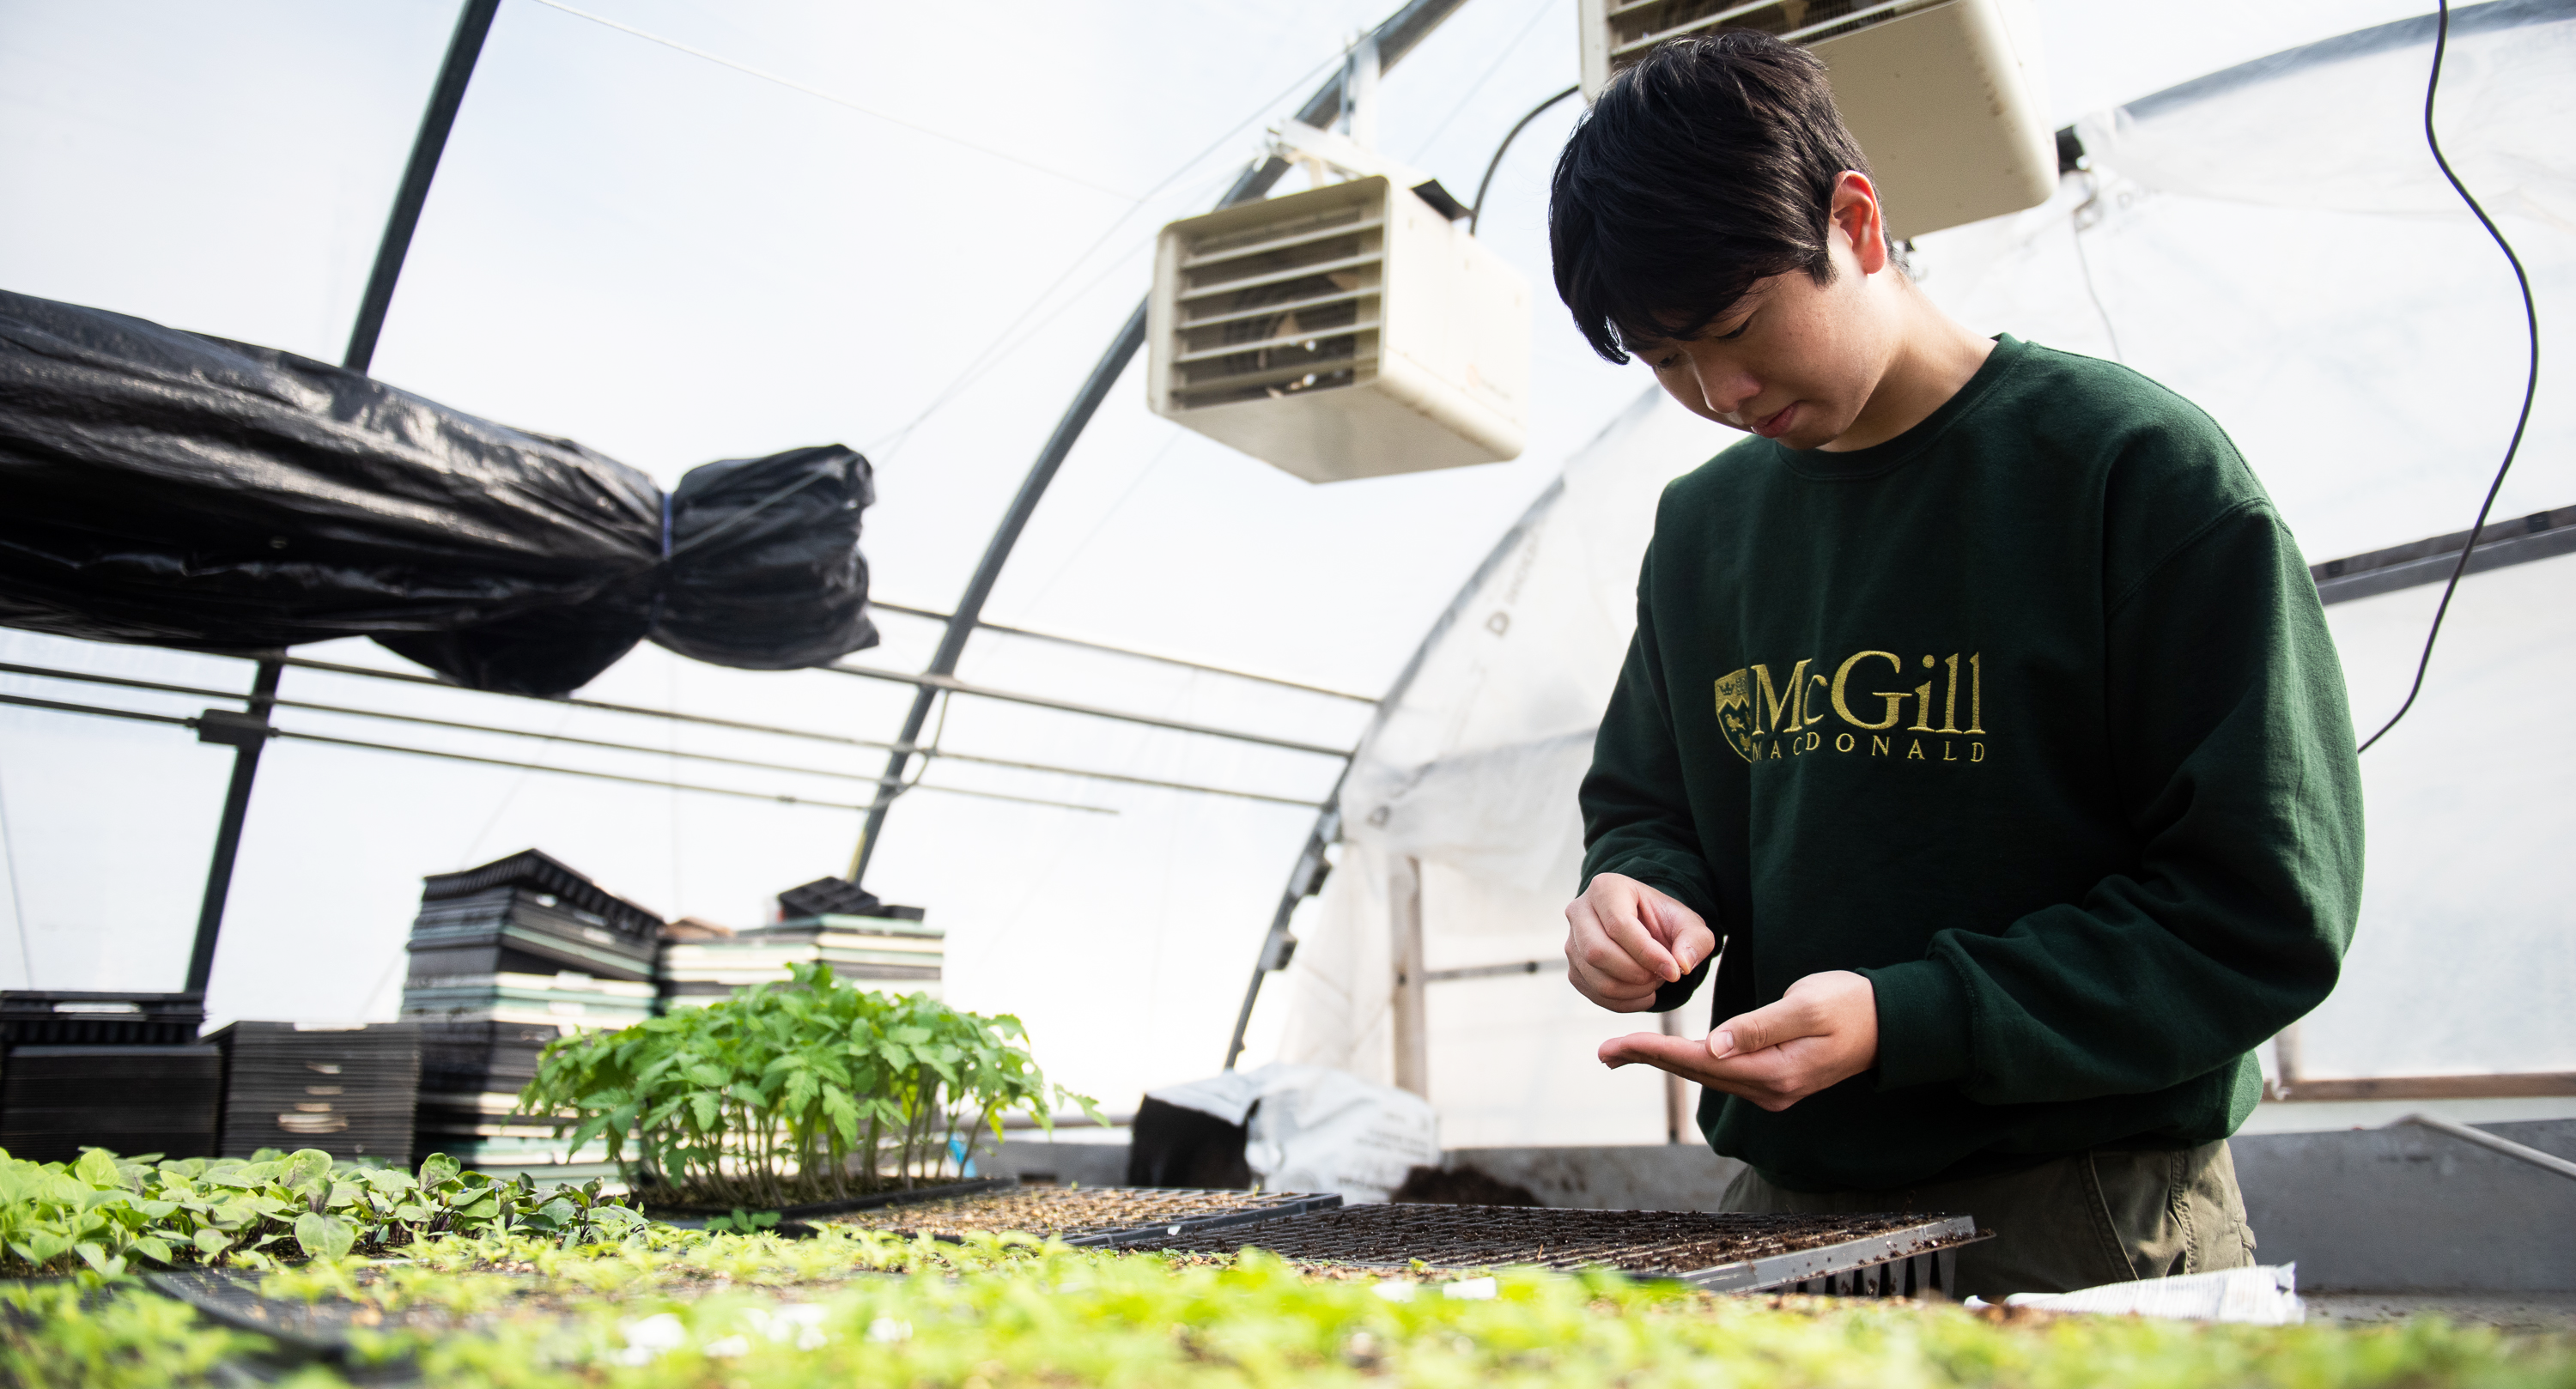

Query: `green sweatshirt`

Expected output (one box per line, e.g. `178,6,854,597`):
1580,335,2365,1192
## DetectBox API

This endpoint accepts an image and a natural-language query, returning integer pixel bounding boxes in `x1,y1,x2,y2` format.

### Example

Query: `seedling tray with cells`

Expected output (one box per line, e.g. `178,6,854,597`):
823,1184,1340,1244
1116,1203,1988,1296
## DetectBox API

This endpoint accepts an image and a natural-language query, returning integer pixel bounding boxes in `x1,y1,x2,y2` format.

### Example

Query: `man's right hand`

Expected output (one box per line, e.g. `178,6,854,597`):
1563,872,1716,1013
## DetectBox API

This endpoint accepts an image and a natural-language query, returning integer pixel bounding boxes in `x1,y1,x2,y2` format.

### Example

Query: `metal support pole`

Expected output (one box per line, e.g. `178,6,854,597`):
2269,1022,2304,1100
345,0,503,376
1221,808,1338,1071
1219,475,1571,1071
1389,855,1427,1099
1343,34,1381,148
184,661,279,994
186,0,499,994
848,0,1473,890
847,302,1145,882
2390,1113,2576,1183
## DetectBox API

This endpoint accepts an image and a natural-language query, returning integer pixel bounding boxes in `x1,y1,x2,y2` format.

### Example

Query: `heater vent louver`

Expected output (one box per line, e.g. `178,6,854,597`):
1149,175,1528,484
1578,0,2056,239
1168,200,1383,410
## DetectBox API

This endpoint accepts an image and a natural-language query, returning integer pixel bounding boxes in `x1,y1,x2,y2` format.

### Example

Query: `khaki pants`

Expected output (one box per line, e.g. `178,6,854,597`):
1720,1141,2257,1300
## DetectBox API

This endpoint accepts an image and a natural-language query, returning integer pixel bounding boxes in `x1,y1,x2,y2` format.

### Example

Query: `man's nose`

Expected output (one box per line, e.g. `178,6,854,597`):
1692,357,1761,417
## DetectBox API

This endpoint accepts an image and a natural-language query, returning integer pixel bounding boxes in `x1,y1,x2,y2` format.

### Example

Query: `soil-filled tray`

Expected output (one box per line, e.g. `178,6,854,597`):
1115,1204,1985,1296
823,1185,1341,1245
647,1174,1018,1227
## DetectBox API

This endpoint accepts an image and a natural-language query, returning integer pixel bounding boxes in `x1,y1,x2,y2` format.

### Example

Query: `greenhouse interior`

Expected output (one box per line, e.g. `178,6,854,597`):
0,0,2569,1381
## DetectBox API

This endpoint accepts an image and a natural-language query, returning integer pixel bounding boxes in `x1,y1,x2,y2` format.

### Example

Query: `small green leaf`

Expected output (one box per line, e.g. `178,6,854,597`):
11,1231,70,1265
192,1228,233,1259
292,1211,355,1261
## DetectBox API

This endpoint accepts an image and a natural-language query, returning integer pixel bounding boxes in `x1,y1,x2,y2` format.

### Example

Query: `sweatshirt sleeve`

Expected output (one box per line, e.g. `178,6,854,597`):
1865,501,2365,1101
1580,538,1725,1008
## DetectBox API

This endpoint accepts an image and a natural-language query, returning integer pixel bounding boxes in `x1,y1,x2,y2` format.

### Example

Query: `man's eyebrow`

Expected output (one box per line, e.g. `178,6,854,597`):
1710,285,1771,329
1630,288,1769,351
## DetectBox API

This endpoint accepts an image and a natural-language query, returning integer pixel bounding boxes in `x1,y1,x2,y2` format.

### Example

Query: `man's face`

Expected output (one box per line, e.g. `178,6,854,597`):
1625,187,1894,452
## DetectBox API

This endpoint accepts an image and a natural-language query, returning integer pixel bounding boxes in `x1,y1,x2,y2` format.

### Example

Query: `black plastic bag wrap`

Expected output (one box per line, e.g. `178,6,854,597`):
0,290,877,695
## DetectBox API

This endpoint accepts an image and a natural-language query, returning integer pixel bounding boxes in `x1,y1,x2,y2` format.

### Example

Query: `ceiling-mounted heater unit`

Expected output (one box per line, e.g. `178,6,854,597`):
1576,0,2056,239
1148,173,1529,484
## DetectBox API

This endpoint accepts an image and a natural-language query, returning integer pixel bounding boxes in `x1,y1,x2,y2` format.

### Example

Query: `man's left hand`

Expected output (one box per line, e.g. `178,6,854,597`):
1599,970,1880,1113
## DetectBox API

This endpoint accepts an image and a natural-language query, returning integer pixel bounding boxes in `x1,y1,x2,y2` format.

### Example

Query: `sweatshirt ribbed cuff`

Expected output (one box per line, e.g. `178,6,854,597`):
1861,957,1972,1089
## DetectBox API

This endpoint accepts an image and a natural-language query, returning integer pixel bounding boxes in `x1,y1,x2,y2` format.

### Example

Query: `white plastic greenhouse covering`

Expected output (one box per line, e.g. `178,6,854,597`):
1275,3,2576,1147
0,0,2565,1143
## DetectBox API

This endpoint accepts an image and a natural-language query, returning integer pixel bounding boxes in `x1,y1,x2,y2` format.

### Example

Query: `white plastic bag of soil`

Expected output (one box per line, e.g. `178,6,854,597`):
1149,1064,1438,1204
1965,1265,2305,1325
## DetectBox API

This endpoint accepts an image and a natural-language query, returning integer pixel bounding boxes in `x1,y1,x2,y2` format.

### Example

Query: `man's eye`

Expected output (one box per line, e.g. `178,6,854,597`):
1714,318,1752,342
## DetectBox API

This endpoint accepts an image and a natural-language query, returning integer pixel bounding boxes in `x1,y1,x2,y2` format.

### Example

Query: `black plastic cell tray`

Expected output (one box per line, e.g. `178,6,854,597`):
1,1043,222,1162
419,851,661,938
810,1182,1343,1246
1115,1203,1986,1297
211,1021,422,1161
1061,1189,1345,1247
0,991,207,1046
647,1174,1018,1226
143,1269,429,1385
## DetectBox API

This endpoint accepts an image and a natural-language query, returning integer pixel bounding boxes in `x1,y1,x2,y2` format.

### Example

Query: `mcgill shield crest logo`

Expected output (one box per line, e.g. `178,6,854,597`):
1715,668,1755,762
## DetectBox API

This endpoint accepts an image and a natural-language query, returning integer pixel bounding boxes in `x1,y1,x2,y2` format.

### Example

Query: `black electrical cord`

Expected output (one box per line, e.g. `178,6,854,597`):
2358,0,2542,755
1468,83,1581,236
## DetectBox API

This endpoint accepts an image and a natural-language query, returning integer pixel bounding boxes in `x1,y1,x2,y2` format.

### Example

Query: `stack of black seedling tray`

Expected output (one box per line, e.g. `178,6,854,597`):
658,910,940,1008
1116,1204,1988,1297
400,850,659,1181
208,1022,419,1161
404,849,662,983
418,1019,568,1100
658,876,936,1009
0,991,216,1162
0,1043,222,1162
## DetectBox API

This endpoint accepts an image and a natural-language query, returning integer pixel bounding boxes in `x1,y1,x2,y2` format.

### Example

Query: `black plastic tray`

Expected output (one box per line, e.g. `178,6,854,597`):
1116,1203,1989,1299
420,851,662,939
143,1269,433,1385
1676,1215,1984,1295
1060,1189,1345,1247
647,1174,1018,1227
813,1183,1344,1246
0,991,206,1046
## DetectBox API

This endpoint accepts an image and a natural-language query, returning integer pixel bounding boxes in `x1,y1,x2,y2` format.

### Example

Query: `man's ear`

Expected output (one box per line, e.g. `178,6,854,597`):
1829,171,1890,276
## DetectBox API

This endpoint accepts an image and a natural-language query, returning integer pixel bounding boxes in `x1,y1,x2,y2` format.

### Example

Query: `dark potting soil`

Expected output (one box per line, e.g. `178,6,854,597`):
1389,1164,1543,1206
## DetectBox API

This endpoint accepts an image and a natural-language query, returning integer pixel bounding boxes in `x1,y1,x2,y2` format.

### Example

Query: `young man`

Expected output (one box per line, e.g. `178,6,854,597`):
1550,33,2364,1296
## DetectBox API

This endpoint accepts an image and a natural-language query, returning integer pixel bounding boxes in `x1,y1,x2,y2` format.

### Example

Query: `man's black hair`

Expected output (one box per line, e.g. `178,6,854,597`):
1549,31,1871,364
